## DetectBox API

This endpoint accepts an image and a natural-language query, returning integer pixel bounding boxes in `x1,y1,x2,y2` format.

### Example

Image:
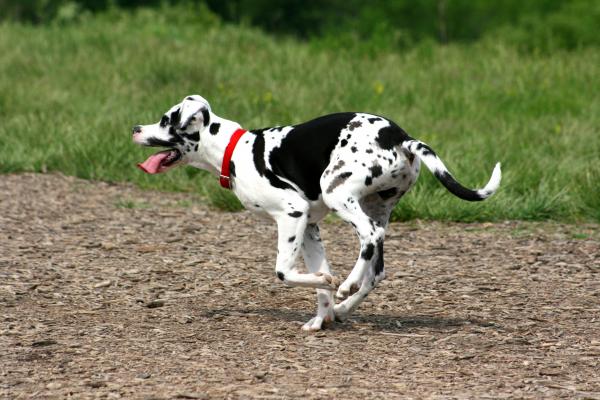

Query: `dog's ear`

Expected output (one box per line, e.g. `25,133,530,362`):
178,95,211,130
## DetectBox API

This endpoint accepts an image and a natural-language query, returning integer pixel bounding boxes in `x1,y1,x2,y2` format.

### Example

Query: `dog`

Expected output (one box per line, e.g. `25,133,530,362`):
132,95,501,331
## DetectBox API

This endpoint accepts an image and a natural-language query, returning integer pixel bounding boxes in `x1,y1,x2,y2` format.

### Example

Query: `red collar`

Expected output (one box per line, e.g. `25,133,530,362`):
219,128,247,189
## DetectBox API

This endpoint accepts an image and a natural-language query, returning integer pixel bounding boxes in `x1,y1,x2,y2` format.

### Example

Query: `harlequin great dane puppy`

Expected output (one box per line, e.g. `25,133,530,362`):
132,95,501,331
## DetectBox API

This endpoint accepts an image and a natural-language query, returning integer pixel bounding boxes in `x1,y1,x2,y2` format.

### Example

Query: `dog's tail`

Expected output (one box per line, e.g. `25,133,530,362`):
402,139,501,201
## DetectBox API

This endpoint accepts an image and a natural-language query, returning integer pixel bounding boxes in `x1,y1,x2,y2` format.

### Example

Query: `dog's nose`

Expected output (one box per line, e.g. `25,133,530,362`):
132,125,142,135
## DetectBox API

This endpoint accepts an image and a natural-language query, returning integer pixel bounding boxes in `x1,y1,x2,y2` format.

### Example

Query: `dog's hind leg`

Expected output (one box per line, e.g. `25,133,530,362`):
322,190,386,302
323,189,401,321
272,204,340,291
300,223,336,331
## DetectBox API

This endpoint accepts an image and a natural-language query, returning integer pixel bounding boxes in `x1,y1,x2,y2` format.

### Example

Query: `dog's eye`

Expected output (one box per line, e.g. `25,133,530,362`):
160,116,169,127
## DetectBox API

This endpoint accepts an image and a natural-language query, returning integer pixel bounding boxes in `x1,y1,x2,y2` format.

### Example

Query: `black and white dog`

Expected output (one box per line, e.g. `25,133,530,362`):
133,95,501,331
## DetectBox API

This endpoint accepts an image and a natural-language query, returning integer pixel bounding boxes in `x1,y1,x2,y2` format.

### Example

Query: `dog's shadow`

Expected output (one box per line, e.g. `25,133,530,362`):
200,307,500,333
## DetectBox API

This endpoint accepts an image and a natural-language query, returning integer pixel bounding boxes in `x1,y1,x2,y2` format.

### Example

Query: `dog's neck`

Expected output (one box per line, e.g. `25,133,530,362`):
188,113,244,175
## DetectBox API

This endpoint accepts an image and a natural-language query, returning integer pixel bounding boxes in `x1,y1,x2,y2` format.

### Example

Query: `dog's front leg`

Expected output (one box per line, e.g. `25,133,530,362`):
274,211,340,291
300,223,336,331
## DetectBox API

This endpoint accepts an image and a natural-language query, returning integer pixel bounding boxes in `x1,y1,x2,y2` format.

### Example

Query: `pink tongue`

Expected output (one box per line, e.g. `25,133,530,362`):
137,152,170,174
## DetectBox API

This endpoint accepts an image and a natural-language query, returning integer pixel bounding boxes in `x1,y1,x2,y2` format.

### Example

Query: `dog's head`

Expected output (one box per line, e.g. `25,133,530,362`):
132,95,211,174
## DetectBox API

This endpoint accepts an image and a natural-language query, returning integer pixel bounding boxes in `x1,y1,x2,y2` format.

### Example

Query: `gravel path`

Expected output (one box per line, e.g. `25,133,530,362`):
1,173,599,399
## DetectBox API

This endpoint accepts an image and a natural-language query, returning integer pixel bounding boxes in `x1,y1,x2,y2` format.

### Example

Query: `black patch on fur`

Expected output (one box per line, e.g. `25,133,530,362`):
251,127,270,135
348,121,362,131
368,117,382,124
377,187,397,200
288,235,296,243
340,139,348,147
365,176,373,186
267,113,356,200
201,108,210,126
209,123,221,135
194,144,199,151
166,127,184,144
160,115,169,128
416,142,435,156
331,160,345,172
170,109,181,127
277,272,285,281
182,131,200,142
361,243,375,260
351,146,357,153
288,211,303,218
326,171,352,193
374,239,384,275
375,123,411,150
366,149,373,154
229,161,236,177
434,170,484,201
252,132,267,174
147,137,178,148
369,164,383,178
251,131,296,192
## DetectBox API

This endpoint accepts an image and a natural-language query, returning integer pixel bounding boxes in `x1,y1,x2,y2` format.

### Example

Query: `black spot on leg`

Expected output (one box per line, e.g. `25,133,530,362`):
194,144,198,151
288,235,296,243
351,146,357,153
361,243,375,260
366,149,373,154
374,239,384,275
209,122,221,135
277,272,285,281
288,211,303,218
378,187,398,200
368,218,376,230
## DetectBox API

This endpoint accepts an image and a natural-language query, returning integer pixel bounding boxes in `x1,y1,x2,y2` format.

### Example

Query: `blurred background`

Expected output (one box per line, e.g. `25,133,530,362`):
0,0,598,221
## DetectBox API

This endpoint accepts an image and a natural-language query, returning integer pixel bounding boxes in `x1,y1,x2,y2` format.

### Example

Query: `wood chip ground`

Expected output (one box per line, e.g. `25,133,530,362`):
1,173,599,399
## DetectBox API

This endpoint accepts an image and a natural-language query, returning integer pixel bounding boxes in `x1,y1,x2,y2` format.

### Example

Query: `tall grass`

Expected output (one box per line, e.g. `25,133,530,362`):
0,6,598,222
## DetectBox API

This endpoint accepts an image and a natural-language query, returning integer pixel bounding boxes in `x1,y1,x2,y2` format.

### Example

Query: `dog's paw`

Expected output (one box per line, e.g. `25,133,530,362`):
314,272,340,291
333,304,350,322
335,280,360,300
302,314,334,332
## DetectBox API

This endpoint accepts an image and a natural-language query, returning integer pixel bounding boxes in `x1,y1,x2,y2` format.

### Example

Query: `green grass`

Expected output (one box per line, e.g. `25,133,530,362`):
0,6,598,222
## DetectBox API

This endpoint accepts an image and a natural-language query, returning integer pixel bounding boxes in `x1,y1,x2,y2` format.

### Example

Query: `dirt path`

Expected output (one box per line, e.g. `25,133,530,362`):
1,173,599,399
